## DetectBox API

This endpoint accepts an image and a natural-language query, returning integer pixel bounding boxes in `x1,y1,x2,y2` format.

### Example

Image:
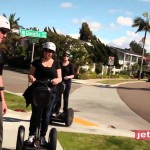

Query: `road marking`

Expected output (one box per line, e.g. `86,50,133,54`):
73,117,99,126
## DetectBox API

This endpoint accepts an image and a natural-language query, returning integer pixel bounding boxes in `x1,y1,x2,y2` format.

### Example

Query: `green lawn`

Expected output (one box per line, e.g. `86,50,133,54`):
58,131,150,150
4,92,31,112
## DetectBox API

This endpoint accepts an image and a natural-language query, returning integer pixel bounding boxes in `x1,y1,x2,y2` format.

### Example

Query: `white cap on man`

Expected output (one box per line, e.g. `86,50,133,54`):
0,15,10,30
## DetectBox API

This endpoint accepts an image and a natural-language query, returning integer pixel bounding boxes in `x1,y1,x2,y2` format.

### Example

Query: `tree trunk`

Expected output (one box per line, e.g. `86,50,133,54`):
138,31,147,80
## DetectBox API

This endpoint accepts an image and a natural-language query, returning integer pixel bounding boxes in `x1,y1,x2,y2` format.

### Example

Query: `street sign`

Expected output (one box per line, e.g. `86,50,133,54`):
29,37,39,43
19,29,47,38
108,56,115,65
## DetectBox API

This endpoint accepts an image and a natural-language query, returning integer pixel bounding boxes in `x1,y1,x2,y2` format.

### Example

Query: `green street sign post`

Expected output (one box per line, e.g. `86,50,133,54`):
19,29,47,38
28,37,39,44
19,29,47,63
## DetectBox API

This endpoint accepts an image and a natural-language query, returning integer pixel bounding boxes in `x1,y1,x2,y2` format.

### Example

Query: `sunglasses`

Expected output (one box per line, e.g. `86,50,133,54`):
64,55,69,57
0,28,10,35
44,49,54,53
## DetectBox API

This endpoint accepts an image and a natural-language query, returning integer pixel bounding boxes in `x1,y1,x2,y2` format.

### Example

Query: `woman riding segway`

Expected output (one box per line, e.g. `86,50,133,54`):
23,42,62,146
52,51,74,126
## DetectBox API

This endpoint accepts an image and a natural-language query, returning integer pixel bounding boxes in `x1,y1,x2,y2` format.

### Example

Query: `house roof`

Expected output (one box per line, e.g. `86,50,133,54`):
110,46,142,57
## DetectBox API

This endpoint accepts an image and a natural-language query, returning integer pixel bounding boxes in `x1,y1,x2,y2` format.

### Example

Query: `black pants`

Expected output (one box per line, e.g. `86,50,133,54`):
29,93,56,136
55,80,71,113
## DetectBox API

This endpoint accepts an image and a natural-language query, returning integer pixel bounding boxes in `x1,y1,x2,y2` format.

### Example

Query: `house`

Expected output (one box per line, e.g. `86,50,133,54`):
110,46,142,70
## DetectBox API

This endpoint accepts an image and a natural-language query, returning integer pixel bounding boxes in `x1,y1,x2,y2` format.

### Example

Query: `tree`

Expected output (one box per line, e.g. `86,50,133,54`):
79,22,92,42
79,22,119,70
9,13,20,29
132,12,150,80
129,40,146,55
27,27,39,31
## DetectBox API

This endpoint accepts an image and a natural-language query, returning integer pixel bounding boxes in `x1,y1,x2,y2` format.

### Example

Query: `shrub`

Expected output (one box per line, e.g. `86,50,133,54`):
8,56,30,69
95,63,102,74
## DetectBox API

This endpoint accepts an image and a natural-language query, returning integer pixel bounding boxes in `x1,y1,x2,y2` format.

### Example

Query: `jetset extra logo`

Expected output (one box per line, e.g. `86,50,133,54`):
135,130,150,140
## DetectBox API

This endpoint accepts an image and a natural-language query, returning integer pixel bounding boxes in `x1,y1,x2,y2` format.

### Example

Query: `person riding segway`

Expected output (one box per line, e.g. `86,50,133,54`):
51,51,74,126
17,42,62,149
16,80,57,150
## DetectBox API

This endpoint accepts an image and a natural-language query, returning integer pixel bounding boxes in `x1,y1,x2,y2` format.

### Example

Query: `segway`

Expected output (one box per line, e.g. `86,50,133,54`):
50,82,74,127
16,80,57,150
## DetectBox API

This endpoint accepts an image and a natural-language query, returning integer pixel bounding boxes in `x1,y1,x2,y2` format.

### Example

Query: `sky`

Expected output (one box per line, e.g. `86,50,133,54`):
0,0,150,52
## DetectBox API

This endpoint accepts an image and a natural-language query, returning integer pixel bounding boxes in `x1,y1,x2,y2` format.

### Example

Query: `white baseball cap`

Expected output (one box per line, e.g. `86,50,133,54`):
0,15,10,30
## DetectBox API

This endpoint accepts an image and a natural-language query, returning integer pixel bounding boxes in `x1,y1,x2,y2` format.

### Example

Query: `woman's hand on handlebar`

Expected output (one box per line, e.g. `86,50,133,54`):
28,75,36,83
51,78,60,85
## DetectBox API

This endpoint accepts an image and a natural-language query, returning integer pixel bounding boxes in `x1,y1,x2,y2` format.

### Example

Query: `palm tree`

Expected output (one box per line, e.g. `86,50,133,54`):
132,12,150,80
9,13,21,30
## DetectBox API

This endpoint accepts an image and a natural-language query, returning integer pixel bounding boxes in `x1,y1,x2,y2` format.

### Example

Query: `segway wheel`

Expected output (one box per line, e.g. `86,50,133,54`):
65,108,74,127
16,125,25,150
47,128,57,150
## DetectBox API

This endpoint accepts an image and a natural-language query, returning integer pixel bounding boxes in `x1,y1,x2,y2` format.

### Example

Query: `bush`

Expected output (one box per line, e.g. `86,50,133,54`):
8,56,30,69
95,63,102,74
120,70,130,76
76,73,89,79
79,67,87,74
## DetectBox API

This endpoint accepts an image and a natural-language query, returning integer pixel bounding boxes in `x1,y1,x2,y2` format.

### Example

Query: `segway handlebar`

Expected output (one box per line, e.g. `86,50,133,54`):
34,79,51,84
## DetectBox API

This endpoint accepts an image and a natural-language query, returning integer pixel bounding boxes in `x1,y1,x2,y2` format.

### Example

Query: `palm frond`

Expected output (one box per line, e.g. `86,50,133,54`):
132,17,145,27
132,17,149,33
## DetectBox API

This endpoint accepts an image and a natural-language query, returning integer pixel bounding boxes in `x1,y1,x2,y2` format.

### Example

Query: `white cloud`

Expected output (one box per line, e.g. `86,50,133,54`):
100,38,109,45
72,18,87,25
126,31,137,37
71,18,102,32
60,2,73,8
111,36,128,47
145,37,150,51
107,28,150,52
109,31,137,48
68,33,79,39
89,22,102,31
109,30,138,48
117,16,133,26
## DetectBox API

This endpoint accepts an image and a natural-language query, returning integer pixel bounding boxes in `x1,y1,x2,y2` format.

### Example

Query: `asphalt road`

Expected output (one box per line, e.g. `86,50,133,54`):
3,69,81,95
117,82,150,124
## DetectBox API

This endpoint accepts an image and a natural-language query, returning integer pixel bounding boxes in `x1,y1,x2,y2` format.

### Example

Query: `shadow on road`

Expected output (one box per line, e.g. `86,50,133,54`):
3,117,29,122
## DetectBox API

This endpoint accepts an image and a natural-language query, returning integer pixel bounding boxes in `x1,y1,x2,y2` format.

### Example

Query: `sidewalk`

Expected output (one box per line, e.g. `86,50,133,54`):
3,109,63,150
72,78,146,87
